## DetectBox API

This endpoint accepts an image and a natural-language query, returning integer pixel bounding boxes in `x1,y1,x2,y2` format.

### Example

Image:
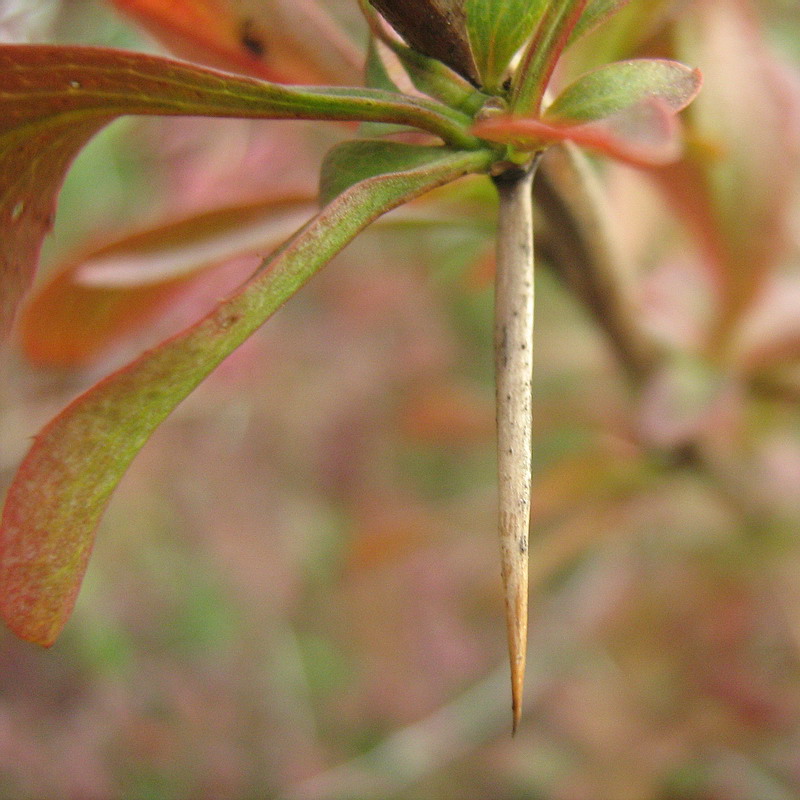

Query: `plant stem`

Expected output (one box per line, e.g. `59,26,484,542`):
492,156,539,733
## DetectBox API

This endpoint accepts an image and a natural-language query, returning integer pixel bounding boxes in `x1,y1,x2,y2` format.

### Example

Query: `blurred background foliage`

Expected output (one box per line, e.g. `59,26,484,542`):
2,0,800,797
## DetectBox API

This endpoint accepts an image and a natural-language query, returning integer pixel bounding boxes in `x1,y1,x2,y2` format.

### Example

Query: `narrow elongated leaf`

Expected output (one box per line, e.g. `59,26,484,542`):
465,0,547,90
0,44,478,339
0,146,493,646
320,140,475,204
544,59,702,123
510,0,590,114
21,195,316,366
111,0,361,84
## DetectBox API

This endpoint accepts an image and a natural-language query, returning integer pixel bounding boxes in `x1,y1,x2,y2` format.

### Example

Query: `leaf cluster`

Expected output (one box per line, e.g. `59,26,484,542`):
0,0,698,675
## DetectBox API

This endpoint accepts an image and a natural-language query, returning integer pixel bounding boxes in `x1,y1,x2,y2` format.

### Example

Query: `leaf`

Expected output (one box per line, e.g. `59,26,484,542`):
368,0,479,85
510,0,591,114
360,39,422,138
320,140,473,205
0,114,103,343
365,37,403,93
111,0,360,84
20,195,315,367
474,98,686,167
544,59,702,123
390,41,488,113
465,0,547,91
0,146,493,646
0,44,478,340
567,0,633,44
360,0,486,109
673,1,800,342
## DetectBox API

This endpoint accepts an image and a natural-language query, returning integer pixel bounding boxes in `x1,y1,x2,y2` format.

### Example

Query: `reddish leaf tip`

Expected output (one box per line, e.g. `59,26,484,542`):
473,98,688,168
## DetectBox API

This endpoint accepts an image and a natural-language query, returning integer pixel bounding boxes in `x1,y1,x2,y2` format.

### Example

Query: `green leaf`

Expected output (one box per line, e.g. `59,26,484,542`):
465,0,547,91
510,0,591,114
320,140,480,205
365,37,401,92
0,44,479,340
544,59,702,123
567,0,633,44
0,146,493,647
391,42,489,114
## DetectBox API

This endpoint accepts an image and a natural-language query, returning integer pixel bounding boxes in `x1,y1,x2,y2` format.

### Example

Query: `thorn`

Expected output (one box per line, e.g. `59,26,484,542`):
502,518,528,736
493,161,536,737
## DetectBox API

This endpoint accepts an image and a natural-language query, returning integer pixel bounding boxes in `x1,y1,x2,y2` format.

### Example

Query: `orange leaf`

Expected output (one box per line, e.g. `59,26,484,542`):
110,0,360,84
21,195,315,366
0,43,473,341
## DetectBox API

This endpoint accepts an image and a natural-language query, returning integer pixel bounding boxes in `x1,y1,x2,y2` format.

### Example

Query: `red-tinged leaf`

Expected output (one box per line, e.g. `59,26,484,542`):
510,0,590,114
21,195,316,367
567,0,633,44
544,59,702,124
474,99,684,167
0,146,493,646
673,1,800,344
0,114,107,342
0,44,478,341
110,0,361,85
